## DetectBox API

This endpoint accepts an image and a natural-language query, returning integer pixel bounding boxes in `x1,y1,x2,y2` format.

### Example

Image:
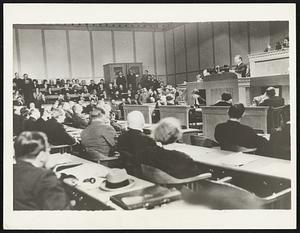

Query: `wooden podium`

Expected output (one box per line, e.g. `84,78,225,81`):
186,72,239,106
186,49,289,106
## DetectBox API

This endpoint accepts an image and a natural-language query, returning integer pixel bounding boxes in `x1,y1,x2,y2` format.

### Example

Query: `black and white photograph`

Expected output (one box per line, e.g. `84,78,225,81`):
3,3,296,229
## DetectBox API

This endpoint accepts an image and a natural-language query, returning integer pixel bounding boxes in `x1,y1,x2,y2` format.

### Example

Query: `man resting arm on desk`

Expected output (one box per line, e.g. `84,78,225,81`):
139,117,201,179
214,103,269,155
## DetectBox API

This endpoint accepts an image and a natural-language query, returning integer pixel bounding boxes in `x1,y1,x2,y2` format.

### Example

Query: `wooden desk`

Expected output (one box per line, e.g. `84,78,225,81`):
52,153,203,210
159,105,191,128
201,106,269,140
164,143,291,180
52,153,154,210
123,104,156,124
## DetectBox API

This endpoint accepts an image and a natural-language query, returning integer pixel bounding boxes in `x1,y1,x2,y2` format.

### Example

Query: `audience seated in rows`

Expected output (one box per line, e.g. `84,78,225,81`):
13,131,70,210
214,103,269,155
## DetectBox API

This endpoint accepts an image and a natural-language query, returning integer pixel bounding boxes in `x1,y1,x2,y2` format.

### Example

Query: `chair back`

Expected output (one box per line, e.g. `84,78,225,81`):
267,105,287,133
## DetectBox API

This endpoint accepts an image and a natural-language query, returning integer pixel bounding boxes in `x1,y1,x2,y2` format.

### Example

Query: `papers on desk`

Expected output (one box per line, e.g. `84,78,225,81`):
57,163,109,182
219,152,259,167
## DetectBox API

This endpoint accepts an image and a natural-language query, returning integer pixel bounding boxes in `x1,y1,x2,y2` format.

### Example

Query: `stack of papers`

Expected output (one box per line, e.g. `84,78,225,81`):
219,152,259,167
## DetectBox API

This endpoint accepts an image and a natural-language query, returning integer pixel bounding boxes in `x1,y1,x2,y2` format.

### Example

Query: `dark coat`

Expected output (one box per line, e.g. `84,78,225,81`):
139,145,202,179
117,129,156,158
214,120,269,155
213,101,232,106
44,118,76,145
259,96,285,108
13,160,70,210
235,63,247,77
22,117,39,132
72,113,89,129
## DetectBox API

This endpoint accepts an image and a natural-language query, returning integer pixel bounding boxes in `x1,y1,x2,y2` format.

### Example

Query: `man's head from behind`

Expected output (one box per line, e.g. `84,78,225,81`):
221,92,232,102
90,106,106,122
127,111,145,131
228,103,245,120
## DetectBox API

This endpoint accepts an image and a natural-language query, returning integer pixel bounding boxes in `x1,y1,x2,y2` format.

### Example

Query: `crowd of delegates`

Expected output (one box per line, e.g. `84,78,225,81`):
13,103,290,210
12,70,170,107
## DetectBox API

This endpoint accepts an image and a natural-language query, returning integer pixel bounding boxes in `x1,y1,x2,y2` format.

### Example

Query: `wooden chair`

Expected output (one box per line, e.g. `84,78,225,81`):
141,164,212,191
267,105,287,133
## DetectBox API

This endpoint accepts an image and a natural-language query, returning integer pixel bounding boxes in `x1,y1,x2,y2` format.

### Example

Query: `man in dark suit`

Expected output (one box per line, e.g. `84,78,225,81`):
126,69,137,90
214,103,269,155
258,87,285,108
191,89,206,107
13,131,71,210
233,55,247,77
44,108,76,146
213,92,233,106
117,111,156,158
116,71,127,89
71,104,89,129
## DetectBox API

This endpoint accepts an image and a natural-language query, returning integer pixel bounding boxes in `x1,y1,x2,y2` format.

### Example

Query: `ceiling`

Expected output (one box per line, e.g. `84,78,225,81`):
13,23,186,32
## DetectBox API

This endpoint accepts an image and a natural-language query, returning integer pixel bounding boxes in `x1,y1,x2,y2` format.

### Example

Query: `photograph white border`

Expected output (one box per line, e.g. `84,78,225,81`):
3,3,297,229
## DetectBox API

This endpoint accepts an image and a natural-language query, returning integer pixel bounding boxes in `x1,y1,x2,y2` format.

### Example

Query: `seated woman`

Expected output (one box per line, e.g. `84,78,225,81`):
13,131,71,210
139,117,201,179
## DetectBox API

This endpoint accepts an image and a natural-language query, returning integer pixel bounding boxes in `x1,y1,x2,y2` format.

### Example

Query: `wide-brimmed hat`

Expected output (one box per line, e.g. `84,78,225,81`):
99,168,135,191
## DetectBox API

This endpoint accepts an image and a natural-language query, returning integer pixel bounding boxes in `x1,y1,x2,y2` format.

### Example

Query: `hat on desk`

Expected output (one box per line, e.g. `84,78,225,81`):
99,168,135,191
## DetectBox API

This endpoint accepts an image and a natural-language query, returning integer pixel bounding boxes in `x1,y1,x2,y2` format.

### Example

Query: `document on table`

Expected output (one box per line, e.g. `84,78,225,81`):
57,163,109,181
219,152,259,167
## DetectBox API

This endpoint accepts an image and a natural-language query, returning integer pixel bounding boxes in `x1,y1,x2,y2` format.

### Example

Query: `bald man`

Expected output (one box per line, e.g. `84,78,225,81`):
116,111,156,173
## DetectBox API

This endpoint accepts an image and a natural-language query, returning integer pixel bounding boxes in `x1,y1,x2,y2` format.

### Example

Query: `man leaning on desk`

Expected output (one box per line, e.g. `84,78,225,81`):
214,103,269,155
